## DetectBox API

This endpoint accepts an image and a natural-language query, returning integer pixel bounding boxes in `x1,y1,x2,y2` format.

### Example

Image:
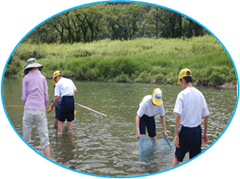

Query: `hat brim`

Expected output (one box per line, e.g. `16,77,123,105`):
152,98,162,106
24,64,43,75
52,79,56,84
52,72,61,84
177,79,181,85
25,63,43,69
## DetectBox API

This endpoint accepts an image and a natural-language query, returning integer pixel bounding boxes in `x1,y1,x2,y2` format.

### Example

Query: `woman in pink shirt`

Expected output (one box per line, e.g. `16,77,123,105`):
22,58,50,159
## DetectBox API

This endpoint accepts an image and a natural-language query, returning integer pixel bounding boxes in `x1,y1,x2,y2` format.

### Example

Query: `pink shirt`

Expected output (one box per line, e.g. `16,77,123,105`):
22,71,49,111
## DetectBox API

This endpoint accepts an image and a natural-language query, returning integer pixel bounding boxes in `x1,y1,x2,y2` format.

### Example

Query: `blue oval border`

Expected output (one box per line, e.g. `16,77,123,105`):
1,0,239,178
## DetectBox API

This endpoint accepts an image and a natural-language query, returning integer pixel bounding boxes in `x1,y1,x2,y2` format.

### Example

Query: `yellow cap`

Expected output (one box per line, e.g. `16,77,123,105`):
177,68,192,84
52,70,61,84
152,88,162,106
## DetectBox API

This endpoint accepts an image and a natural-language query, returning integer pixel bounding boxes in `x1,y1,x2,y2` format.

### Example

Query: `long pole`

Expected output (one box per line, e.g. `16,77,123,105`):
75,103,108,117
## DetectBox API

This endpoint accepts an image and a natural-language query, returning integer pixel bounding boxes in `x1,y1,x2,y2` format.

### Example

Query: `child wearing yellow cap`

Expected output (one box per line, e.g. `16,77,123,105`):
136,88,168,142
48,70,77,135
172,68,209,167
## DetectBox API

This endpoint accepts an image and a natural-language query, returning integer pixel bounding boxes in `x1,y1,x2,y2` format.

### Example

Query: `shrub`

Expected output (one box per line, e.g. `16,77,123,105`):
73,49,94,57
5,35,236,86
136,71,151,82
155,74,164,83
114,73,129,82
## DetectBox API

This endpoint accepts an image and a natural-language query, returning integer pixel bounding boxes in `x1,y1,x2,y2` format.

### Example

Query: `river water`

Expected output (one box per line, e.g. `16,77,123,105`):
2,78,237,177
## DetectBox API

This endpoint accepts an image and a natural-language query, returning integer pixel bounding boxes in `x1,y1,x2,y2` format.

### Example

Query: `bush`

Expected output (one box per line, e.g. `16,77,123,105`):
136,71,151,82
114,73,129,82
5,35,236,86
73,49,94,57
155,74,164,83
4,59,23,77
209,71,226,85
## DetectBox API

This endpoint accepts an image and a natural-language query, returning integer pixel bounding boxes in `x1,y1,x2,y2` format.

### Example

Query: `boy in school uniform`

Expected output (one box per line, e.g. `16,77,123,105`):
172,68,209,167
48,71,77,135
136,88,168,141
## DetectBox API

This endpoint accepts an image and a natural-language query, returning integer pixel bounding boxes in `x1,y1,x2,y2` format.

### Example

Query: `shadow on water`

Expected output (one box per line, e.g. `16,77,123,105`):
2,78,237,176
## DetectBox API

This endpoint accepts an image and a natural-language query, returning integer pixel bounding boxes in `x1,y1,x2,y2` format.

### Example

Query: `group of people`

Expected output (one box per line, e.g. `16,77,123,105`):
21,58,77,159
136,68,209,167
21,58,209,167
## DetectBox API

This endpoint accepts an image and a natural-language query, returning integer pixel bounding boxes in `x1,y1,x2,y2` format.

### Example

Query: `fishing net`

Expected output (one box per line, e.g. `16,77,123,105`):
138,135,173,164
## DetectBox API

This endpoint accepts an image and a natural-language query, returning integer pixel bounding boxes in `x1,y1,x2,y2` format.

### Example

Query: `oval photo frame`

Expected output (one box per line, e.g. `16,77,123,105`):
1,0,239,178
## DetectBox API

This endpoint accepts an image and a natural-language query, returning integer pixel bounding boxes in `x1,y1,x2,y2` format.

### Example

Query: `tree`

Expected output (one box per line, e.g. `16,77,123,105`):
86,4,106,41
22,3,208,44
106,3,146,40
155,8,183,38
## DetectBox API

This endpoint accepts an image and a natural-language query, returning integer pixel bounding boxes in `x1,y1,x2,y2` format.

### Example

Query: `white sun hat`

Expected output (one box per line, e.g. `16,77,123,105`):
24,58,43,75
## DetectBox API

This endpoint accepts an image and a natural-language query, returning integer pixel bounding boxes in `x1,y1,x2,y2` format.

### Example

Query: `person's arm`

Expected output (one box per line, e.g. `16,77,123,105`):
202,95,209,145
136,114,141,140
44,78,49,108
48,96,59,113
160,116,168,139
22,78,27,103
174,113,181,148
202,116,208,144
71,80,77,95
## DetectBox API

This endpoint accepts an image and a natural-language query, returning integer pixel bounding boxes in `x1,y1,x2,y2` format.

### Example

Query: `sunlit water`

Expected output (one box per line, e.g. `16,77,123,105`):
2,78,237,177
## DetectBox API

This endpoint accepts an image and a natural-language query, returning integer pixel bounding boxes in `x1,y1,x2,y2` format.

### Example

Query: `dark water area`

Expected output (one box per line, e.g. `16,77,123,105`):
2,78,237,177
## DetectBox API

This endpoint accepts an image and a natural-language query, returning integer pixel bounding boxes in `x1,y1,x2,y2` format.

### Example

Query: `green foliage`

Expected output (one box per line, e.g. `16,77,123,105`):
114,73,129,82
23,3,209,44
5,56,24,77
6,35,236,86
73,49,94,58
136,71,152,82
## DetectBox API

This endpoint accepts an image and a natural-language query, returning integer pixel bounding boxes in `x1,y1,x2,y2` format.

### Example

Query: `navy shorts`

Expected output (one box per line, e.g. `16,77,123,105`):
139,115,156,137
55,104,60,119
175,125,202,162
58,96,75,122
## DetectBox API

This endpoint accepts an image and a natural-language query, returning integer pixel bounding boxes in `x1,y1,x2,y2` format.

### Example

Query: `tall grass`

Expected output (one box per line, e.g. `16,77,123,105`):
6,35,236,86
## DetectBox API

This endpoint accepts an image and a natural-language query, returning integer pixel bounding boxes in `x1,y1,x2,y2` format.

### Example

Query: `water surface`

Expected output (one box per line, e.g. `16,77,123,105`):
2,78,237,176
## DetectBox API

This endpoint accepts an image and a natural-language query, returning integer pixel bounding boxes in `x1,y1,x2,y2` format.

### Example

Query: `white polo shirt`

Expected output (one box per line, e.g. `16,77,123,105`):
173,87,209,127
137,95,165,117
54,77,76,97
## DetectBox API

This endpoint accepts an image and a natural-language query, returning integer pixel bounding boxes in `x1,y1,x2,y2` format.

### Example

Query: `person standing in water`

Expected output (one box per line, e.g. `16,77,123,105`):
172,68,209,167
48,71,77,135
136,88,168,141
22,58,50,158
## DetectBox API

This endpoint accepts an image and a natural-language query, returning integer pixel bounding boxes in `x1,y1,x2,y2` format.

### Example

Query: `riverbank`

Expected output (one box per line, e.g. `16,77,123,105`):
216,83,237,89
5,35,237,87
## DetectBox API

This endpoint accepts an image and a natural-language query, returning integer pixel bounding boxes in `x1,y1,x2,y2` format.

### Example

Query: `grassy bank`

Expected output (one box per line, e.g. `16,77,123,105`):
6,35,237,86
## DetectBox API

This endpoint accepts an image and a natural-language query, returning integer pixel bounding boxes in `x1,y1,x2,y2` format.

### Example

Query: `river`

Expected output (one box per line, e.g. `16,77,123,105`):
2,78,237,177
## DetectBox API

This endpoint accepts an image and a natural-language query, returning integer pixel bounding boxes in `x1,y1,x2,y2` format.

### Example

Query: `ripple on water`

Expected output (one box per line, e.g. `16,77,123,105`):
3,79,237,177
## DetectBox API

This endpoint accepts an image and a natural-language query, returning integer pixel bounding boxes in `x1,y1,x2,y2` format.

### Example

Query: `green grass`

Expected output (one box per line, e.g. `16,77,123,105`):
6,35,237,86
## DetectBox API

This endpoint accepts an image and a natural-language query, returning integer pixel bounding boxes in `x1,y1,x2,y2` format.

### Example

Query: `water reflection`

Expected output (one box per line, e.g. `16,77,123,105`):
53,133,75,167
2,78,237,176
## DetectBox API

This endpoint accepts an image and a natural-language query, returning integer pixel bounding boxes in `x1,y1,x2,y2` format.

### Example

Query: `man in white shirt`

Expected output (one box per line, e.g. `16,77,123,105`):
136,88,168,141
48,71,77,135
172,68,209,167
